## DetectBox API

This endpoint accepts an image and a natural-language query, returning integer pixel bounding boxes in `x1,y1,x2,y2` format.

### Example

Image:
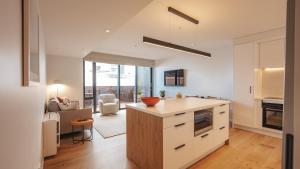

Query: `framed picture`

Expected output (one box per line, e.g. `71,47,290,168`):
22,0,40,86
164,69,185,86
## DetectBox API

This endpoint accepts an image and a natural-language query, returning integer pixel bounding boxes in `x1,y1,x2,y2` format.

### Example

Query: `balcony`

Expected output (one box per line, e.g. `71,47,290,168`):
84,85,149,112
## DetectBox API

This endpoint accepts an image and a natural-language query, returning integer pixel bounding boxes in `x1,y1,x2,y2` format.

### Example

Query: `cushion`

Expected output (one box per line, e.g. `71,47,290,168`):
57,97,64,103
103,103,117,114
99,94,116,103
104,103,117,106
62,97,71,105
57,98,79,111
48,98,61,112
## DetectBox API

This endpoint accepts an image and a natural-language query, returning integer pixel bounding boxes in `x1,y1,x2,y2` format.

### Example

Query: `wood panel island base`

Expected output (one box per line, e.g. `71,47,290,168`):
126,98,230,169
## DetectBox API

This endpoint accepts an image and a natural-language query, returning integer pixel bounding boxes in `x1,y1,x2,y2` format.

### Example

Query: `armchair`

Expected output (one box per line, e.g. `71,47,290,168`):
98,94,119,115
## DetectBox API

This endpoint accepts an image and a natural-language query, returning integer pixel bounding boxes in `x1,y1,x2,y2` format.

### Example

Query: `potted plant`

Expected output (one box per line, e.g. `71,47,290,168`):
160,90,166,98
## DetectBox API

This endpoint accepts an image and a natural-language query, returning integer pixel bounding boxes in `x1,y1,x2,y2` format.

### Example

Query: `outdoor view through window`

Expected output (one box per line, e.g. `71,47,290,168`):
84,61,152,112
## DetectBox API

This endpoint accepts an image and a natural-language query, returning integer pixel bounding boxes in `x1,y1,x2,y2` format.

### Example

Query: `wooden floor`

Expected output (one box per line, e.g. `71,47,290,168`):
44,128,282,169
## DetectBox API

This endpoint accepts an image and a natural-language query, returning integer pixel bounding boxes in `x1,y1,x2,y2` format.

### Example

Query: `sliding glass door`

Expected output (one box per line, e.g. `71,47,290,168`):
120,65,136,109
137,66,152,102
83,61,94,111
84,61,152,113
95,62,119,112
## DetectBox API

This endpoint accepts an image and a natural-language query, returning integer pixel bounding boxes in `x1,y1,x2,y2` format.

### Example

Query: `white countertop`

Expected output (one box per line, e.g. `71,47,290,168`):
255,96,284,104
126,98,230,117
262,98,284,104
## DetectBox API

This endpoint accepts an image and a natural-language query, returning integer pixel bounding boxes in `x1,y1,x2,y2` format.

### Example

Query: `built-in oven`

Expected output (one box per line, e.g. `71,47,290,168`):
262,102,283,130
194,108,213,136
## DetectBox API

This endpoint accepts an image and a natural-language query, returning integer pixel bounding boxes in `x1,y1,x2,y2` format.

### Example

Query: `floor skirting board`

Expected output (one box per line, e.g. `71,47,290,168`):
233,124,283,138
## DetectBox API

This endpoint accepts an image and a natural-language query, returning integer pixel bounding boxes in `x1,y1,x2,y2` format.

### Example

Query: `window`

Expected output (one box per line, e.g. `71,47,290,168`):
83,61,153,113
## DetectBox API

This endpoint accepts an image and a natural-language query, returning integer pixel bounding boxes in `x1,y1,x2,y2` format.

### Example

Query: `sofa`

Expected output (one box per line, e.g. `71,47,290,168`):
47,98,92,134
98,94,119,115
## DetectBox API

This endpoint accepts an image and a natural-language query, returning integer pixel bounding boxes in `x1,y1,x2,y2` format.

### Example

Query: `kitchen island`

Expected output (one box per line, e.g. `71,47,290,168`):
126,98,230,169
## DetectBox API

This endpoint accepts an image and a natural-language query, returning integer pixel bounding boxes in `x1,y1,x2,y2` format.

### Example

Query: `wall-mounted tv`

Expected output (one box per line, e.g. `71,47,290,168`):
164,69,184,86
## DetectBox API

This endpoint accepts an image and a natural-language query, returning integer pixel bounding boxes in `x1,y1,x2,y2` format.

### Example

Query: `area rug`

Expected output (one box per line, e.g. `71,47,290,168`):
93,110,126,138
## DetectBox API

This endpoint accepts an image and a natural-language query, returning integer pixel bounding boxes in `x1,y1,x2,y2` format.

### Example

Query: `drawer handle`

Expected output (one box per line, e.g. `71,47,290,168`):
219,111,226,115
201,133,209,138
175,112,186,116
219,126,226,130
174,123,186,128
174,144,186,150
220,104,226,107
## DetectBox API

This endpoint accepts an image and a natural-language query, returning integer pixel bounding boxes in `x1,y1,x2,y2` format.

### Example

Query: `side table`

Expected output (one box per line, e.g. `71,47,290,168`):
70,118,94,144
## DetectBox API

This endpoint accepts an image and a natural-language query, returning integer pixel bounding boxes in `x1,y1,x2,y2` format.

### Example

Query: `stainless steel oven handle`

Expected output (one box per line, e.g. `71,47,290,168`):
265,108,283,111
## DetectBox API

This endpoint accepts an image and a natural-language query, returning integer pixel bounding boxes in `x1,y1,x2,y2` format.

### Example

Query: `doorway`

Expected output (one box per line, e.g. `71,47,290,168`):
83,61,153,113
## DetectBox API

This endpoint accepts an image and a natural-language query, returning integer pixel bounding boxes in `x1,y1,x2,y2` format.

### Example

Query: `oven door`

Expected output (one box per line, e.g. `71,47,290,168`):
262,105,283,130
194,109,213,136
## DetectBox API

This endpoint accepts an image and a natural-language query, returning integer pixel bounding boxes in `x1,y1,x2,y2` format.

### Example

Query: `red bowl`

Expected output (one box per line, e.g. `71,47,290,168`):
140,97,160,107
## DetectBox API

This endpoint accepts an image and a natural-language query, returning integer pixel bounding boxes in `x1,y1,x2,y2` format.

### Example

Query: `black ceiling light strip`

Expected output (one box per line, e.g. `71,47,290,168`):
143,36,211,57
168,7,199,24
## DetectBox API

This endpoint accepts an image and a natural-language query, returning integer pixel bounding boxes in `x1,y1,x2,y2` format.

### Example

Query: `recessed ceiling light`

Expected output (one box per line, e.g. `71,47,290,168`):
81,51,88,56
105,29,110,33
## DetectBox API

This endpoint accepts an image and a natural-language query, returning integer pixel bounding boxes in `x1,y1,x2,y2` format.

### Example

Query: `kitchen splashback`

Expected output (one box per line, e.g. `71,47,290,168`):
261,69,285,98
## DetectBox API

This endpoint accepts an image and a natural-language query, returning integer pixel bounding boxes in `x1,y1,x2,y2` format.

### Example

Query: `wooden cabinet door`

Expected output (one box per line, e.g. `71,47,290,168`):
259,38,285,68
233,43,255,127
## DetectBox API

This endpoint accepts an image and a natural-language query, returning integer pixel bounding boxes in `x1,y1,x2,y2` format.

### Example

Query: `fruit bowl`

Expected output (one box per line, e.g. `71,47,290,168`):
140,97,160,107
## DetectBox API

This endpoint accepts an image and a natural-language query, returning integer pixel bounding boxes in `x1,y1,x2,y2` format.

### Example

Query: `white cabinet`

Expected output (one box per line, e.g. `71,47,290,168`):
164,121,193,151
233,36,285,130
192,130,216,159
233,43,256,127
164,142,193,169
214,104,230,128
163,112,193,129
259,38,285,68
163,104,230,169
43,112,60,157
214,104,229,145
163,112,194,169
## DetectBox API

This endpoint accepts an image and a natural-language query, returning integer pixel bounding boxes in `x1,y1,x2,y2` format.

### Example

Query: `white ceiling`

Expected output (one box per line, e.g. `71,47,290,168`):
40,0,287,59
40,0,153,57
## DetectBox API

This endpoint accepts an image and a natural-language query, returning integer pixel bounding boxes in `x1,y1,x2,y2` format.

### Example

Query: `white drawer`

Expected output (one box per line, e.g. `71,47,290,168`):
163,112,193,129
214,104,229,128
164,121,193,151
193,130,216,159
214,104,229,113
164,142,192,169
214,111,229,127
215,124,229,144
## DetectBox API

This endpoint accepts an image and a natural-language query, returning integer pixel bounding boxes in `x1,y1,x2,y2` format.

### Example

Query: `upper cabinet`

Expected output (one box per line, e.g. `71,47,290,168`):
258,38,285,68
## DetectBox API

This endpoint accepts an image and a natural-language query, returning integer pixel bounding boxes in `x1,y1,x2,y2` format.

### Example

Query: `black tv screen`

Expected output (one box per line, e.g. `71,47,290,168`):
164,69,184,86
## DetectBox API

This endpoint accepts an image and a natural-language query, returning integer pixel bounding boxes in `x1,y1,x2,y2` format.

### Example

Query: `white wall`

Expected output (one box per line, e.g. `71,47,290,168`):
154,45,233,100
0,0,46,169
46,55,83,107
